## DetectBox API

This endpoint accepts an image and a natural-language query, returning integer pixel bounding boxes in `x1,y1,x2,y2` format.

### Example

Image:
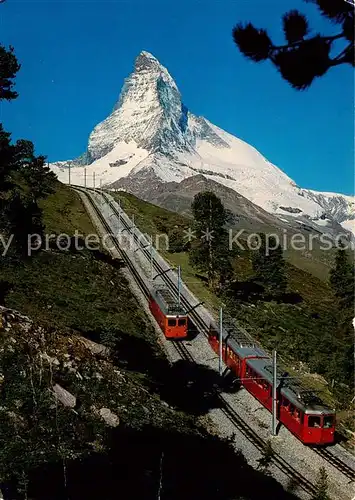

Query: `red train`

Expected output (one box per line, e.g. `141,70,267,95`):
208,327,336,445
149,287,188,339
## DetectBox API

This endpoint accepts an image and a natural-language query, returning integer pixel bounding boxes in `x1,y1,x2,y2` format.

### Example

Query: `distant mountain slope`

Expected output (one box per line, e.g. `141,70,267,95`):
111,174,348,280
112,172,296,231
50,51,354,235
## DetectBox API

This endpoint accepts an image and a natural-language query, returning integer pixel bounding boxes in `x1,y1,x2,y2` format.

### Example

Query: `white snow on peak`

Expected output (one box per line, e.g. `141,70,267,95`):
50,51,355,234
139,50,157,59
340,219,355,234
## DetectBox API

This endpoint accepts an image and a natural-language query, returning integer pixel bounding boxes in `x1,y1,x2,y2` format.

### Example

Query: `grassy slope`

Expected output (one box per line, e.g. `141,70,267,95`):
42,182,95,235
110,191,335,313
229,223,337,282
110,190,187,237
0,183,162,363
110,191,352,420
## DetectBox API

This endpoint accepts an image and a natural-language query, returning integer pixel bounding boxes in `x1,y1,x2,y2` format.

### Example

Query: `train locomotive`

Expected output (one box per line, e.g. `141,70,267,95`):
208,326,336,445
149,287,188,339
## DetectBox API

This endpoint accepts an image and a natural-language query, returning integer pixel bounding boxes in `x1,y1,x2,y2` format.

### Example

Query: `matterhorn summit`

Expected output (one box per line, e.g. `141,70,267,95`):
50,51,354,234
87,51,196,161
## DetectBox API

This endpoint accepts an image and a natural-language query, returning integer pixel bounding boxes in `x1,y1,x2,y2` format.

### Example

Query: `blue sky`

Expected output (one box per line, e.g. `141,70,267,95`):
1,0,353,195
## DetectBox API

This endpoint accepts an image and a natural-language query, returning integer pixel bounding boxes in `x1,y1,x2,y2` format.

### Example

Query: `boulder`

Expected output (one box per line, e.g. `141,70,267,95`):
99,407,120,427
52,384,76,408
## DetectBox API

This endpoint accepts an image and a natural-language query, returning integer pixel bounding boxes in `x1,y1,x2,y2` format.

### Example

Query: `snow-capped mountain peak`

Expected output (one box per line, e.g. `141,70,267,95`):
135,51,164,71
87,50,198,162
50,51,354,235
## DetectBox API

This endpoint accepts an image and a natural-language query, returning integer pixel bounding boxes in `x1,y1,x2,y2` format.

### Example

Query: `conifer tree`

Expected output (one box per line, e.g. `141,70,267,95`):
168,227,186,253
189,191,233,289
232,0,354,90
0,45,56,256
0,44,20,100
329,242,354,309
252,234,287,296
311,467,330,500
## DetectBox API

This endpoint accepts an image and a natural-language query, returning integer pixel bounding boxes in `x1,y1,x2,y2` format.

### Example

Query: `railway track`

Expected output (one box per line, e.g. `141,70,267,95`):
74,187,323,496
73,188,151,302
171,337,317,494
312,448,355,483
97,191,212,337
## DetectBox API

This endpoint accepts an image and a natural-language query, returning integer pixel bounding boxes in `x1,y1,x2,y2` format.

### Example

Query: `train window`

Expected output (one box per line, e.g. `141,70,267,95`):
294,409,300,421
281,397,289,408
308,416,321,428
168,319,176,326
323,416,334,429
209,328,218,338
178,318,186,326
289,404,295,414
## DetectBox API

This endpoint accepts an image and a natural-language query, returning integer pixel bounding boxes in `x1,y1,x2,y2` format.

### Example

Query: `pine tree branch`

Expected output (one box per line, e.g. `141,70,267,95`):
329,43,353,66
272,31,344,51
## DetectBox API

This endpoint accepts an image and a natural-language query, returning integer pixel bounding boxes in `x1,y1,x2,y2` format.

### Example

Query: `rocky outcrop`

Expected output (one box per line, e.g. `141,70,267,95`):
52,383,77,408
0,305,193,491
98,407,120,427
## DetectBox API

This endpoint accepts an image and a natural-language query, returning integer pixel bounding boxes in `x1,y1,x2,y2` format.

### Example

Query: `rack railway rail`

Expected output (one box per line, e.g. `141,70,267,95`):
74,185,354,496
312,448,355,483
161,330,318,495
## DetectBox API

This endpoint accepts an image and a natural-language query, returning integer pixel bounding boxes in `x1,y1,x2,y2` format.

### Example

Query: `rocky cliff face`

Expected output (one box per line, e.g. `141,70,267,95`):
50,51,354,235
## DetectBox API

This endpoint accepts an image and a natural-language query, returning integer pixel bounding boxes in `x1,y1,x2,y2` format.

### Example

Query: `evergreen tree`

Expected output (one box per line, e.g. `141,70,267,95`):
328,243,354,384
329,242,354,309
0,125,17,192
311,467,330,500
0,44,20,100
0,129,56,255
168,227,186,253
232,0,354,90
252,234,287,296
0,45,56,256
15,140,55,198
189,191,233,290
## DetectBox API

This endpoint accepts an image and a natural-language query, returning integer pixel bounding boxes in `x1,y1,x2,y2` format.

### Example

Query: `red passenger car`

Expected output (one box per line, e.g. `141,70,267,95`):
149,287,188,339
208,327,336,445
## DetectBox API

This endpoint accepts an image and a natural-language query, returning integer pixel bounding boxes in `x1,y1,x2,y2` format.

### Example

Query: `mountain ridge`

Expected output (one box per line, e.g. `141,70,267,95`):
50,51,355,235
